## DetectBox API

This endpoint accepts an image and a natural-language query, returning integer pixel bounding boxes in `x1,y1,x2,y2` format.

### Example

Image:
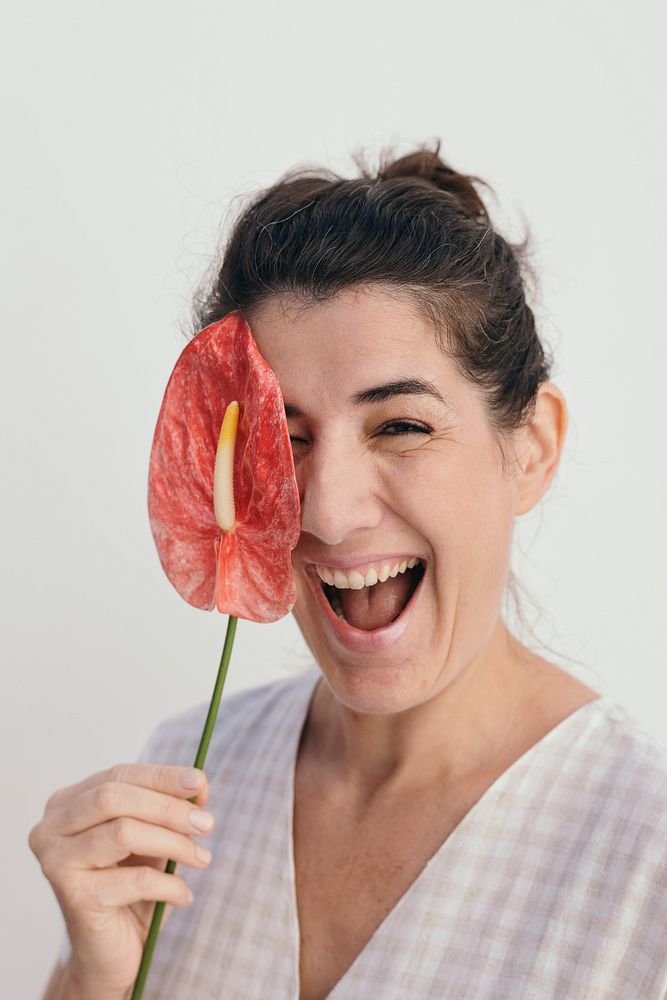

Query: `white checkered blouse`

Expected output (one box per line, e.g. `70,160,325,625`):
57,667,667,998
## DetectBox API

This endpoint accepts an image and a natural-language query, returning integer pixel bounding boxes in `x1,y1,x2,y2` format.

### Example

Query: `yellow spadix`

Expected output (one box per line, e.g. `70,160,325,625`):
213,400,239,532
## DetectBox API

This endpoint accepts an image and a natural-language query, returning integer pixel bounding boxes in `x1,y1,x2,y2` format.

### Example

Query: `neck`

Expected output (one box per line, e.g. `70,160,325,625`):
304,621,550,803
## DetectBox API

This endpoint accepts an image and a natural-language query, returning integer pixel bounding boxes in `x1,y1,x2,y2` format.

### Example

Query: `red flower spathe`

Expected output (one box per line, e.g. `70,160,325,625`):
148,312,300,623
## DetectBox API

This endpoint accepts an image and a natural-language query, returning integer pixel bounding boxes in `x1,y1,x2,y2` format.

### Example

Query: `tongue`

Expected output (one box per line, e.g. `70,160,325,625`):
340,573,413,631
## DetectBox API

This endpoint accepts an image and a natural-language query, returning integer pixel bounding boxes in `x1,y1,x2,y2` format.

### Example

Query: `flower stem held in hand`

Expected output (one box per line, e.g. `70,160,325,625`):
133,399,241,995
130,612,238,1000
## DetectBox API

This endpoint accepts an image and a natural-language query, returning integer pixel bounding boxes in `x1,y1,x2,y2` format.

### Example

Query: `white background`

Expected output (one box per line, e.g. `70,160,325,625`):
2,1,665,994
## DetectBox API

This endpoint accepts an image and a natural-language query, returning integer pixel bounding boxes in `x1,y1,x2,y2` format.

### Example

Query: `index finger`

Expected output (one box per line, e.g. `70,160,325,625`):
46,764,210,812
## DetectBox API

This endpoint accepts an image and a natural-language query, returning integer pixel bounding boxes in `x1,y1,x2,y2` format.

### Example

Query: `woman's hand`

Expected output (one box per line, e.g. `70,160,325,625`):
29,763,215,997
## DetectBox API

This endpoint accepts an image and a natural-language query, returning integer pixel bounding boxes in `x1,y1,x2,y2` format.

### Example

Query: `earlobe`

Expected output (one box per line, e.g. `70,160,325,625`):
514,383,569,516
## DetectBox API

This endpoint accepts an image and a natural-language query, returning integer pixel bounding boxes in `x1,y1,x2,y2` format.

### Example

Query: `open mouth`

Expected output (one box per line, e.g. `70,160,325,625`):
319,560,426,632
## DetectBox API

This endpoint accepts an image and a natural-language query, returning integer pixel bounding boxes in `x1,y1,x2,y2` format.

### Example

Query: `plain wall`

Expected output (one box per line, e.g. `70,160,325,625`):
2,0,665,993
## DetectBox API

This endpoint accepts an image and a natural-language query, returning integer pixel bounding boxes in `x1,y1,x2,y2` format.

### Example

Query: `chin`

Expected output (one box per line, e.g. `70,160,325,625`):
317,649,433,717
291,575,438,715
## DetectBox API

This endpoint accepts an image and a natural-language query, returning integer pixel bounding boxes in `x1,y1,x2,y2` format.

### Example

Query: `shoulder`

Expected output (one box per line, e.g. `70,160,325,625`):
587,696,667,792
570,694,667,853
572,698,667,982
138,667,321,771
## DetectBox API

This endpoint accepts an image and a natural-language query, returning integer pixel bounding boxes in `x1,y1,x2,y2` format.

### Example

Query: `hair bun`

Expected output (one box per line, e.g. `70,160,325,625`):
374,140,490,222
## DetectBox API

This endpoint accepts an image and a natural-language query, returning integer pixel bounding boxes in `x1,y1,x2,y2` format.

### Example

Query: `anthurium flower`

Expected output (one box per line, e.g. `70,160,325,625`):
147,311,300,623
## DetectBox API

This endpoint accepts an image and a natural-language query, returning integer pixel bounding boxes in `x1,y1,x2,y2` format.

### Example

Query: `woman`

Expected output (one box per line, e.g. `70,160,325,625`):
31,144,667,999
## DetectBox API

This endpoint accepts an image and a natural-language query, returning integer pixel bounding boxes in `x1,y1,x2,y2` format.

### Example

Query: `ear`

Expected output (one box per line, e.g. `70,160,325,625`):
512,382,568,516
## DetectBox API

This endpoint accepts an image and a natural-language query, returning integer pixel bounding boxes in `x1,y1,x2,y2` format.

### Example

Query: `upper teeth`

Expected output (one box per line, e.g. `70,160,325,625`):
315,558,422,590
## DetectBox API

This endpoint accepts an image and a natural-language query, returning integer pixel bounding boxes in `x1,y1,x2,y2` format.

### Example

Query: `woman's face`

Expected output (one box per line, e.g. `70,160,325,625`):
248,286,520,715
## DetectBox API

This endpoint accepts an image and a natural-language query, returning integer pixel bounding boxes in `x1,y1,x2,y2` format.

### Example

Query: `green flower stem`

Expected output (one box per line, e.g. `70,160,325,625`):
130,613,238,1000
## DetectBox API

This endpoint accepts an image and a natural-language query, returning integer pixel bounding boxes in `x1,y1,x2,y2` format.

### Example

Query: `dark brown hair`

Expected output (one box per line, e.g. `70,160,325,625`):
194,140,552,463
194,142,579,662
192,141,581,665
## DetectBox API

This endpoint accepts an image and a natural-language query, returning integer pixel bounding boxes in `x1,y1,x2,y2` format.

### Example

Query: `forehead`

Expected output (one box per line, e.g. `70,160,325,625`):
247,286,464,401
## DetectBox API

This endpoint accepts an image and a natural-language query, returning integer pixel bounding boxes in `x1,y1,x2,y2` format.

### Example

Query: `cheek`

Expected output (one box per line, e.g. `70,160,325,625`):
291,582,313,640
292,567,313,614
400,450,514,566
452,466,516,596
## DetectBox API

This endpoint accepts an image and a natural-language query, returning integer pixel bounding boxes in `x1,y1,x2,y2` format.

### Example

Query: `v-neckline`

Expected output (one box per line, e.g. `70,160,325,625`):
284,669,605,1000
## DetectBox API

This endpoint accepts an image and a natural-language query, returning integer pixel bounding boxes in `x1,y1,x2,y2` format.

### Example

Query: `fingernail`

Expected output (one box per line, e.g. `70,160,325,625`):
196,846,212,865
190,809,214,832
181,769,202,790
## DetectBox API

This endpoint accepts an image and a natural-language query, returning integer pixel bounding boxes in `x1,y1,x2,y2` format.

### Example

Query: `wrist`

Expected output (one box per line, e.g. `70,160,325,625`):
60,960,131,1000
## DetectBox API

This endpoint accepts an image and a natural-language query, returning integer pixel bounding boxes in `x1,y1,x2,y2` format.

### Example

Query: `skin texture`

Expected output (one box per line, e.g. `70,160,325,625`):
30,764,214,998
248,283,585,798
252,283,599,1000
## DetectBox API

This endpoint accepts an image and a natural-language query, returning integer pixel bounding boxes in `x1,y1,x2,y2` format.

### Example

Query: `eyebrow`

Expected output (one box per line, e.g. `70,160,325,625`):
284,377,455,417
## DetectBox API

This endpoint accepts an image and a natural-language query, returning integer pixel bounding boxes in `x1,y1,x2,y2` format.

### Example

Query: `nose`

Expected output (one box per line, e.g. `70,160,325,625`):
298,437,383,546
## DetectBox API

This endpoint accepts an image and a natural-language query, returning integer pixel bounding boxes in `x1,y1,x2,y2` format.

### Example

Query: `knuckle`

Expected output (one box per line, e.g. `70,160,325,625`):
94,780,122,815
156,792,176,826
161,764,186,796
108,763,132,784
45,787,65,812
28,828,59,882
109,816,134,850
37,844,59,881
28,823,42,857
156,765,172,786
133,865,154,897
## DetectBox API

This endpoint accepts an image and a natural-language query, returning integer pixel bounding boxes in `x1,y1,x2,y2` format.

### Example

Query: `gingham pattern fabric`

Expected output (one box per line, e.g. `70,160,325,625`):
57,667,667,998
